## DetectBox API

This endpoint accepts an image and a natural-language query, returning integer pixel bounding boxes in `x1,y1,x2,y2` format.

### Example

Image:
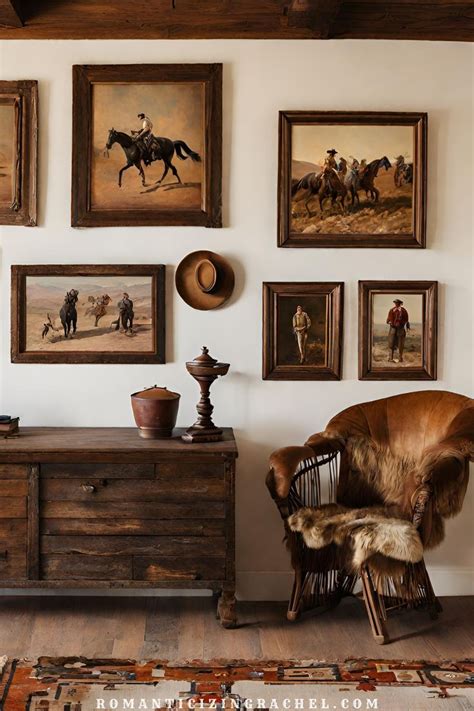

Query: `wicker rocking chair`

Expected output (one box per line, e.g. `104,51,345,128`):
266,391,474,644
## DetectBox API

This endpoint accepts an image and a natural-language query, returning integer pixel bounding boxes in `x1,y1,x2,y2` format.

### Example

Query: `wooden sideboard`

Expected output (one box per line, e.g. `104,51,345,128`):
0,427,238,627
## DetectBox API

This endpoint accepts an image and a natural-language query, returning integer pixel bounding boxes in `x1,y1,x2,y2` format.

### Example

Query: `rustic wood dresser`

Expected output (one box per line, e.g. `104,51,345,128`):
0,427,238,626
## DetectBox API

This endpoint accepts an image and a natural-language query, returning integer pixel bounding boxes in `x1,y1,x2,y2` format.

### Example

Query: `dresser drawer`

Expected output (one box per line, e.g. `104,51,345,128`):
40,463,154,479
0,465,28,480
41,535,226,557
41,500,226,519
40,536,226,583
0,520,27,579
0,478,28,518
41,518,225,537
41,476,224,502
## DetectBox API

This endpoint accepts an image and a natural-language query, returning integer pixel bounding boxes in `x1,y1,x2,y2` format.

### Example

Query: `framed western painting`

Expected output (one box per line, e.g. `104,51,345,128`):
0,80,38,226
11,265,166,364
359,280,437,381
263,282,343,380
71,64,222,228
278,111,427,248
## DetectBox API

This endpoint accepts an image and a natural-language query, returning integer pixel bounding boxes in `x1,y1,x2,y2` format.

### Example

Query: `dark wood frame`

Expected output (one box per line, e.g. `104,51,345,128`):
71,63,222,228
358,280,438,381
278,110,427,248
0,80,38,226
263,281,343,380
11,264,166,364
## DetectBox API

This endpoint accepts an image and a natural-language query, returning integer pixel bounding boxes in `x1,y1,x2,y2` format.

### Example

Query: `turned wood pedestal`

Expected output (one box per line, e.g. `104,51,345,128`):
0,427,238,628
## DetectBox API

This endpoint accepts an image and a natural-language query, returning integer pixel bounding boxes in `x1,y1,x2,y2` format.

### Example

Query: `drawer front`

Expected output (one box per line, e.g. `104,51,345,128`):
41,463,154,479
0,465,28,480
41,476,224,502
40,536,226,583
41,500,225,519
0,520,27,579
41,518,225,537
0,478,28,519
40,535,226,558
41,554,226,582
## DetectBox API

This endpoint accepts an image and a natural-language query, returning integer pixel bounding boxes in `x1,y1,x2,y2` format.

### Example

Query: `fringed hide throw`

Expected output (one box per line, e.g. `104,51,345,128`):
288,503,423,572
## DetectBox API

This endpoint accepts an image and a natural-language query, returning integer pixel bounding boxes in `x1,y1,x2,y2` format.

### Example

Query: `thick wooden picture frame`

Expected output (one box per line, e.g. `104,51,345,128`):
71,63,222,228
263,281,344,381
0,80,38,226
11,264,166,364
278,111,427,248
359,280,437,381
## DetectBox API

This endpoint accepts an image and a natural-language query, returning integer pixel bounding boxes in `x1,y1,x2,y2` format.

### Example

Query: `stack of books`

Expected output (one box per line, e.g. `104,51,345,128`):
0,416,20,437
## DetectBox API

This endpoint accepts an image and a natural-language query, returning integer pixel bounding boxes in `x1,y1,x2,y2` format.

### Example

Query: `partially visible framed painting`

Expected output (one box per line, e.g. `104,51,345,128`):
11,265,166,364
71,64,222,228
359,280,437,381
0,80,37,226
263,282,343,380
278,111,427,248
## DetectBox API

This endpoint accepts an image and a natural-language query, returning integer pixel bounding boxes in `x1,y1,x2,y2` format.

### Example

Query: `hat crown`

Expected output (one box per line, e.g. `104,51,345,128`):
195,259,217,294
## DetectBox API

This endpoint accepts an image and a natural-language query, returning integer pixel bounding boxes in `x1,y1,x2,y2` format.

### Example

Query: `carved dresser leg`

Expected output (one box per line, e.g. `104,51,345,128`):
217,589,237,628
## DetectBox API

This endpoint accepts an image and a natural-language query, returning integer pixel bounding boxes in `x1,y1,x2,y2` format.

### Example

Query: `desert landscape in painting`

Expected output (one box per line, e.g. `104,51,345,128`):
25,276,155,353
0,103,14,206
91,83,204,211
277,295,327,366
291,124,414,236
371,293,423,369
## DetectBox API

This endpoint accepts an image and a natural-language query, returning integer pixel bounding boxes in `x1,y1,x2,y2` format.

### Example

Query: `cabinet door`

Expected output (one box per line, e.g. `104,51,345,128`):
0,465,29,580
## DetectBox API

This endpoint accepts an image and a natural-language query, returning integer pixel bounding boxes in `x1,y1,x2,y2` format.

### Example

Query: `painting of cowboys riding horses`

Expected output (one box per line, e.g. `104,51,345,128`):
278,111,427,248
11,265,165,364
71,64,222,227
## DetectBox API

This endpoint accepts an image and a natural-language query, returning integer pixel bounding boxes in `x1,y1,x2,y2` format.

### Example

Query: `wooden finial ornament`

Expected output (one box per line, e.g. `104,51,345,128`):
182,347,230,443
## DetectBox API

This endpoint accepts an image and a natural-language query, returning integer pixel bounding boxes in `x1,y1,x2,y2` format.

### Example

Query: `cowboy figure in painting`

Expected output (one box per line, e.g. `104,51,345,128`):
322,148,339,175
293,305,311,364
132,112,156,164
114,292,134,334
386,298,410,362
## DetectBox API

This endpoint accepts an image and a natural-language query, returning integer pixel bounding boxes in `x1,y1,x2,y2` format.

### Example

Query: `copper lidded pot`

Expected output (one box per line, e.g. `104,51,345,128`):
131,386,181,439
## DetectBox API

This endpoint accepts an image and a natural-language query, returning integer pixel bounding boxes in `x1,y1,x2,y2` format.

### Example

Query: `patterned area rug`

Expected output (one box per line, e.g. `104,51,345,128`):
1,656,473,710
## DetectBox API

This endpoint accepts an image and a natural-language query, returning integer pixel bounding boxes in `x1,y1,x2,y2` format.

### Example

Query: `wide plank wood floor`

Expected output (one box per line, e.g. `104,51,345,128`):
0,595,473,661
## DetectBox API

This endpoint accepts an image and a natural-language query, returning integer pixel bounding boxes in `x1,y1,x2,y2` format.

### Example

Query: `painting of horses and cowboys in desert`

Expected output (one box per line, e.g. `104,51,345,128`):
279,112,427,248
11,266,166,364
26,276,154,351
91,82,204,211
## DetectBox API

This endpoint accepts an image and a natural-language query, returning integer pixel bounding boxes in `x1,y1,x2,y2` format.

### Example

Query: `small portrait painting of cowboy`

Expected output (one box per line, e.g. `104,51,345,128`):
371,293,423,369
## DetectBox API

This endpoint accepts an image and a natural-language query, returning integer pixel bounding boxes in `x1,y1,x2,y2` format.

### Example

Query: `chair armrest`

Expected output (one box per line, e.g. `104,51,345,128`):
267,435,343,505
411,482,433,529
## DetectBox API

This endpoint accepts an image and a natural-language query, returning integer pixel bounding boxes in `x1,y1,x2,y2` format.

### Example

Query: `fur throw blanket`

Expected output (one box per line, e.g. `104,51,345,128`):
288,503,423,572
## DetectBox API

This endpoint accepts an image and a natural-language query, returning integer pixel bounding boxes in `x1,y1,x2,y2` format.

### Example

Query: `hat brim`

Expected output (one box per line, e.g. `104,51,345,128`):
175,250,235,311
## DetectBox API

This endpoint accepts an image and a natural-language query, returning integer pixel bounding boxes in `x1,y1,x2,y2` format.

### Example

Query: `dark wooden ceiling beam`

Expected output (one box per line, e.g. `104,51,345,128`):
284,0,343,38
0,0,472,40
0,0,23,27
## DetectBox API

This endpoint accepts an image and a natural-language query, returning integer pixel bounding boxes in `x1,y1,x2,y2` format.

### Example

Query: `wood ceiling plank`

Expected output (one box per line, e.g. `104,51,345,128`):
0,0,472,40
333,2,474,41
0,0,23,27
285,0,343,37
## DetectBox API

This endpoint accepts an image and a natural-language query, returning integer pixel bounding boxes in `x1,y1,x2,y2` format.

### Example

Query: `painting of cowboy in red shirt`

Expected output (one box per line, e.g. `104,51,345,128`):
371,294,423,368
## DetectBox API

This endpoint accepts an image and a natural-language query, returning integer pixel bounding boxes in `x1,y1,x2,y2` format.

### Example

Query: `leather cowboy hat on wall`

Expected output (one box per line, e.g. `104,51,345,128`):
175,250,235,311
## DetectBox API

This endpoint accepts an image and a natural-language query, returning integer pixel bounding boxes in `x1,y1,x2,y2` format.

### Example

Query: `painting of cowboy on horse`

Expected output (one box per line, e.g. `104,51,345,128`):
290,122,415,238
91,82,204,212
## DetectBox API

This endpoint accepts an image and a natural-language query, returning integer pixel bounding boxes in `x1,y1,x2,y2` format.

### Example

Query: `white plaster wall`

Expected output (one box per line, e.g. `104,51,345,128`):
0,40,472,598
